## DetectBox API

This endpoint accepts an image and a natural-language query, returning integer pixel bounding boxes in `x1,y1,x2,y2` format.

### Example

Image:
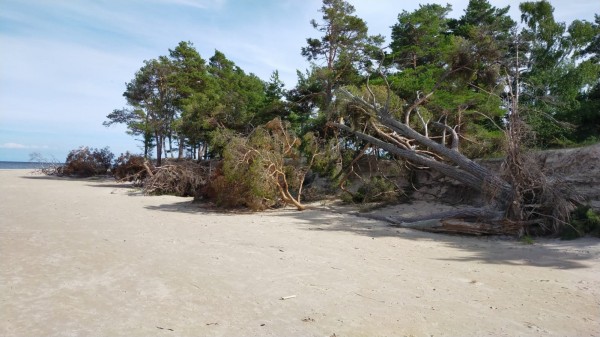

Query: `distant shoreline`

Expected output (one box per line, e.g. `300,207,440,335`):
0,161,61,170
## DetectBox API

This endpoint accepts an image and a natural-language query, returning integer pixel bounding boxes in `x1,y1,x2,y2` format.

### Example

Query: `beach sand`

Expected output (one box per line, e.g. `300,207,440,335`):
1,169,599,336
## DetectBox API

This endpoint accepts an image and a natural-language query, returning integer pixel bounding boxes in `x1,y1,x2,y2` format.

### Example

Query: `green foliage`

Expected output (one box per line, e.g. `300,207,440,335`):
518,1,600,148
104,108,155,159
212,118,318,211
103,2,600,218
259,71,290,125
116,57,178,166
461,125,505,158
570,84,600,143
390,3,454,71
63,146,115,177
211,135,276,210
449,0,516,91
562,205,600,239
450,0,515,38
520,235,535,245
167,41,213,155
301,0,383,112
352,177,400,204
305,133,341,180
384,2,511,158
208,50,268,134
110,41,285,162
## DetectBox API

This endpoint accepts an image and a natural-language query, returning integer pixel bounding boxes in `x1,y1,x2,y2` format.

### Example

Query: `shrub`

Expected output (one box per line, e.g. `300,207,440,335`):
562,205,600,239
62,146,114,177
353,176,400,203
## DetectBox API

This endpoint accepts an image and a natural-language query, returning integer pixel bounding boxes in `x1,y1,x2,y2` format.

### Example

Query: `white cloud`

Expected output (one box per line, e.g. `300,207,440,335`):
0,143,49,149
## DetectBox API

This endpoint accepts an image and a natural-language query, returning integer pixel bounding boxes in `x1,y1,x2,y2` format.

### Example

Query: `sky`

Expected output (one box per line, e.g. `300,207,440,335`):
0,0,598,162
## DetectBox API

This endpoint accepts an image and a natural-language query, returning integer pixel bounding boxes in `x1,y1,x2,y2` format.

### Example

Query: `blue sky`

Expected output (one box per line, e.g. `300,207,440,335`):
0,0,597,162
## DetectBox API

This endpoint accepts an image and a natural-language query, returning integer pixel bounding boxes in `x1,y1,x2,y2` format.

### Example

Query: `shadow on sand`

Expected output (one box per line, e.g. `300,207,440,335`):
25,171,598,270
21,174,135,190
144,200,253,215
268,206,600,270
141,197,599,269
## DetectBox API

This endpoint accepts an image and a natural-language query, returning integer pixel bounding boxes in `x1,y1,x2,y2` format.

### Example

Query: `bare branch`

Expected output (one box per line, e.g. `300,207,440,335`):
431,122,459,151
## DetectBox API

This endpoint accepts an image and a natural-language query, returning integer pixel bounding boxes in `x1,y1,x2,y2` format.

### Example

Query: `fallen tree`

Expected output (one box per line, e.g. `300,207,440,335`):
330,80,578,235
211,118,321,211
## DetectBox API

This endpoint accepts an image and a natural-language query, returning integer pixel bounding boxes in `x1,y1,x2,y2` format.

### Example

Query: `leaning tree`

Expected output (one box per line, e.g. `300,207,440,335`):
325,0,583,236
330,33,578,235
331,76,577,235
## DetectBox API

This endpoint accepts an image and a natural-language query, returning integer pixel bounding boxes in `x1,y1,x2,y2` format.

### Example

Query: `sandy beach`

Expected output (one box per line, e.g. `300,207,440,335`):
1,169,599,336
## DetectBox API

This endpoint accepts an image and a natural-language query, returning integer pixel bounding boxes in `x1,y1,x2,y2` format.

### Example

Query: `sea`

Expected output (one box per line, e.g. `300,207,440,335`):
0,161,57,170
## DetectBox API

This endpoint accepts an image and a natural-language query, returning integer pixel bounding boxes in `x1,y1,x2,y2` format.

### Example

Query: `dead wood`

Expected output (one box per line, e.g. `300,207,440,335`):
357,207,517,235
143,160,208,197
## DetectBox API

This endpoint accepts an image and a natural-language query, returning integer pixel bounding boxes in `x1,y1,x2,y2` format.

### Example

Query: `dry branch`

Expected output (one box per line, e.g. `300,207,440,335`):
143,160,208,197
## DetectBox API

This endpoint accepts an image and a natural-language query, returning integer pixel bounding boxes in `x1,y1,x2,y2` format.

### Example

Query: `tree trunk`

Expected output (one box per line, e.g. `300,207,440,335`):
333,122,508,204
334,88,512,207
143,130,153,159
168,135,174,158
155,133,163,167
202,143,209,160
380,115,511,202
177,135,184,160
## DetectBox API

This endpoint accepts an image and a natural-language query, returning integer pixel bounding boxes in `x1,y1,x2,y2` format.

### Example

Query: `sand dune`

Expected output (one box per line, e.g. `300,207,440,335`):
1,169,599,336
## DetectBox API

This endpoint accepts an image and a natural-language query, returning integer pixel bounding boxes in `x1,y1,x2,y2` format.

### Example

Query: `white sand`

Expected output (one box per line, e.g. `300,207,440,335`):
1,169,599,336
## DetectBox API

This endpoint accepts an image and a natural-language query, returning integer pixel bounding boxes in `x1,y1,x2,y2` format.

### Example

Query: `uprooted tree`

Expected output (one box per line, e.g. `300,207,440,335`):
320,0,587,236
330,65,578,235
212,118,321,211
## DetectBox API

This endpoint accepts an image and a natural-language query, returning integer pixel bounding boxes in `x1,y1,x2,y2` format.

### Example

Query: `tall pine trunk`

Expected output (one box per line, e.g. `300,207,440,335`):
155,132,163,167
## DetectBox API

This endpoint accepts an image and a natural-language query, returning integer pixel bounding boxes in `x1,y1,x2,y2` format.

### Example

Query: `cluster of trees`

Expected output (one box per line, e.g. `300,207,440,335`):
104,43,287,166
104,0,599,233
107,0,599,164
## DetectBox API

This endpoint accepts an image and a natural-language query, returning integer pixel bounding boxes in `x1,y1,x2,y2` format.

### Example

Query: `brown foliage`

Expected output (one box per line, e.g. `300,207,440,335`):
112,152,151,186
143,160,209,197
62,146,114,177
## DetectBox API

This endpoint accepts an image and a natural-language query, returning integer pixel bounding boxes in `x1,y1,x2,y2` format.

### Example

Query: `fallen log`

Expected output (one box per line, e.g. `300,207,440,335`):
357,208,519,235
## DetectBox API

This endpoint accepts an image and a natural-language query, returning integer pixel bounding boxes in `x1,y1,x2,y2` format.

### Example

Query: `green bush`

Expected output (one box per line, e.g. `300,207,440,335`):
561,205,600,239
353,176,400,203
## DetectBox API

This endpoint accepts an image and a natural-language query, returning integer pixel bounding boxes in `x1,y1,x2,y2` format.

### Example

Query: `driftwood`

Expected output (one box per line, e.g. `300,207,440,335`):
358,208,518,235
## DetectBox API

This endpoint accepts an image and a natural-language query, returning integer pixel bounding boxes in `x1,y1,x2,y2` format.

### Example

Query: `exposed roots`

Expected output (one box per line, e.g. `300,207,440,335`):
503,137,580,235
499,110,582,235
